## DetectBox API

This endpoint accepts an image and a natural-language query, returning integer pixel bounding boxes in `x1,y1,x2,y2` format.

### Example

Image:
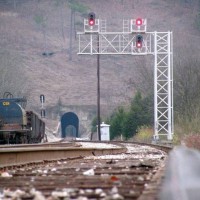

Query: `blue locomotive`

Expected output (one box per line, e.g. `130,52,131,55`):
0,96,45,144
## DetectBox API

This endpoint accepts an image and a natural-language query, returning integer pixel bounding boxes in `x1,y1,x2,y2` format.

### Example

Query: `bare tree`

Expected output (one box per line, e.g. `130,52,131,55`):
128,48,200,120
34,13,48,54
127,57,154,96
0,49,29,98
67,0,88,60
54,0,66,45
174,51,200,119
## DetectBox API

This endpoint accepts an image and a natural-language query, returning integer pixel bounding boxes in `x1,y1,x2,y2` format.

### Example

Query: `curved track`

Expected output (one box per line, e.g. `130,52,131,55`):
0,141,172,200
0,141,126,167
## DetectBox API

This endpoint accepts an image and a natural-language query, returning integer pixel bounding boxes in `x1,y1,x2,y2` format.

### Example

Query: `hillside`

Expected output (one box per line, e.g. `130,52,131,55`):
0,0,199,135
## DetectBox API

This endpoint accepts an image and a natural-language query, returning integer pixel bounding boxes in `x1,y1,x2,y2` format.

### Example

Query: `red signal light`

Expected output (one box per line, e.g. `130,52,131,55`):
136,42,142,48
88,12,95,26
136,35,143,48
89,19,95,26
136,18,143,26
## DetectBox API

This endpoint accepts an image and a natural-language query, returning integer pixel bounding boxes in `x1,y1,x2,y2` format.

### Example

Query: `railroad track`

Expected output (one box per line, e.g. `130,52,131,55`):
0,141,125,167
0,141,172,200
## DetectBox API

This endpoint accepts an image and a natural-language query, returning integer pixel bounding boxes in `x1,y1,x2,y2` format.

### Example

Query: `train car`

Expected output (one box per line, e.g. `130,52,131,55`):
0,97,45,144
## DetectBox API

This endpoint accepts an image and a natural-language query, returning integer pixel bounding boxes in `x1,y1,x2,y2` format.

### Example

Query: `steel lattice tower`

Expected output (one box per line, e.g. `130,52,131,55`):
77,17,173,141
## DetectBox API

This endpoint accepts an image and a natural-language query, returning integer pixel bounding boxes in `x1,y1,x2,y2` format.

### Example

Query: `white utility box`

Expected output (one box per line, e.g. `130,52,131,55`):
100,122,110,141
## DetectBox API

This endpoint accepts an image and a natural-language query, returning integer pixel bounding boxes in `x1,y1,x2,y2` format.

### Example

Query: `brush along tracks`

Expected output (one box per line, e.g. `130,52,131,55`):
0,141,171,200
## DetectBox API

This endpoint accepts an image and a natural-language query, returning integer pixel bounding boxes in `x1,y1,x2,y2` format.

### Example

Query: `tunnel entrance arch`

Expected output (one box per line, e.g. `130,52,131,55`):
61,112,79,138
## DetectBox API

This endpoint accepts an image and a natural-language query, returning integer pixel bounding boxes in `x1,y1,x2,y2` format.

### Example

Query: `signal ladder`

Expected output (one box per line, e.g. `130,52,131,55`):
123,20,130,51
100,20,107,53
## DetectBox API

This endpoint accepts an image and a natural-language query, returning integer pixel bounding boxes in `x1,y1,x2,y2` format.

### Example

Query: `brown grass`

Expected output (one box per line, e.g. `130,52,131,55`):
134,126,154,143
183,134,200,150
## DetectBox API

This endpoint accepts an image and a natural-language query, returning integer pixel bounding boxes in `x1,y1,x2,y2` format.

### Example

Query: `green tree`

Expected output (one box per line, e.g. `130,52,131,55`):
123,92,153,139
109,107,126,140
91,116,102,133
107,92,153,140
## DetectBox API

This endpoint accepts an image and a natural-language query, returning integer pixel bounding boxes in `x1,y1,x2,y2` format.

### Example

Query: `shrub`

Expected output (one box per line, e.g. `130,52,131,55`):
134,126,154,143
107,91,153,140
183,134,200,150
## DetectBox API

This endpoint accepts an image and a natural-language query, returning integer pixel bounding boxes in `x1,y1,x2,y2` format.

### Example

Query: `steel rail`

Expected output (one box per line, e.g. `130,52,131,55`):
0,142,126,168
0,141,171,200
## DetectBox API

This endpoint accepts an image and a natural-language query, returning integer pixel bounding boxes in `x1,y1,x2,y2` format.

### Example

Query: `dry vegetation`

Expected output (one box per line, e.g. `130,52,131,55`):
183,134,200,150
0,0,200,140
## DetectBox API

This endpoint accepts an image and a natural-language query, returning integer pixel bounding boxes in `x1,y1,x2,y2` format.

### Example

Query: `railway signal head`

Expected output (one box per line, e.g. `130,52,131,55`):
136,18,143,26
41,109,46,118
136,34,143,48
40,94,45,103
88,12,95,26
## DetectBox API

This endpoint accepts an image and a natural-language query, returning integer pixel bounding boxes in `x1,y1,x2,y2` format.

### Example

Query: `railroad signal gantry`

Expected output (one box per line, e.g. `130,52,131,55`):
77,13,173,141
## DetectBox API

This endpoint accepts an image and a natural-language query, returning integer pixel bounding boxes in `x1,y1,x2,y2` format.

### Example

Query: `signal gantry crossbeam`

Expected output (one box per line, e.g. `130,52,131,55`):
77,16,173,141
